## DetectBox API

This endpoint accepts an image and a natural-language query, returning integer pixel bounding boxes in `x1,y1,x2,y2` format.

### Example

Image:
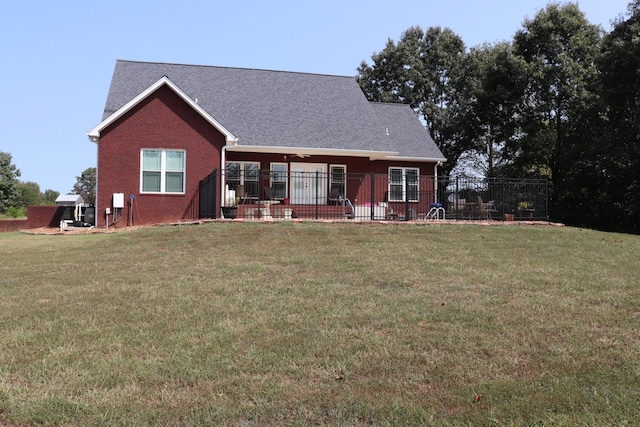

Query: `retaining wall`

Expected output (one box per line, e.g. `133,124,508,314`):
0,206,66,233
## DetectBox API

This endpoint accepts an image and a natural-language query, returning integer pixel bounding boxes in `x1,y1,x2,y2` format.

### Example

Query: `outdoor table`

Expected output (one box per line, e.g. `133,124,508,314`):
258,200,279,219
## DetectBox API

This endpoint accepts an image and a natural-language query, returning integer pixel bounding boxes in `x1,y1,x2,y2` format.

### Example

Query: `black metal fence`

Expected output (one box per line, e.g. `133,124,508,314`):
439,176,548,221
198,170,217,219
199,169,548,221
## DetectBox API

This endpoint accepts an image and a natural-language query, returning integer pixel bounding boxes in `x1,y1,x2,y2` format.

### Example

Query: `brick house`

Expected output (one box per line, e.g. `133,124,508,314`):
87,60,445,226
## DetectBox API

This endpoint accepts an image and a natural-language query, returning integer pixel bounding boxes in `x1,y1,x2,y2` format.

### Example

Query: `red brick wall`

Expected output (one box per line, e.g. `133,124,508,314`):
0,219,28,232
27,206,64,228
0,206,64,232
97,85,226,227
227,153,436,177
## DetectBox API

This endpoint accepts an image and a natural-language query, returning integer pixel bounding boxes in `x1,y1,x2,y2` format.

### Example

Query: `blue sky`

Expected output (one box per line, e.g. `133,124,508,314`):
0,0,631,194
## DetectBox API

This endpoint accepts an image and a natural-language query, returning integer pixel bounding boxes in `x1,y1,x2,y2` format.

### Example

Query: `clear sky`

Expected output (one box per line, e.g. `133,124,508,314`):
0,0,631,195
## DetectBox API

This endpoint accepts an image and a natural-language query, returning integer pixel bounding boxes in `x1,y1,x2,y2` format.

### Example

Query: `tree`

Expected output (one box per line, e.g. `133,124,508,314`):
0,151,21,213
450,42,525,178
72,167,96,205
16,182,44,207
510,2,603,220
357,26,468,175
43,189,60,204
595,0,640,233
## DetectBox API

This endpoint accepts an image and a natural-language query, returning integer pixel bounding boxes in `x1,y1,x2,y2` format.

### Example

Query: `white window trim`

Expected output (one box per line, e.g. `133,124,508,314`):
226,161,260,184
270,162,288,200
388,167,419,202
329,164,347,197
140,149,186,194
225,161,261,200
225,160,260,179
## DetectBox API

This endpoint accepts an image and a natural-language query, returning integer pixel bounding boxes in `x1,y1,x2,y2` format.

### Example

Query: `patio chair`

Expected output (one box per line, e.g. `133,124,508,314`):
236,185,251,204
448,197,466,218
262,186,273,200
477,195,497,219
328,188,341,205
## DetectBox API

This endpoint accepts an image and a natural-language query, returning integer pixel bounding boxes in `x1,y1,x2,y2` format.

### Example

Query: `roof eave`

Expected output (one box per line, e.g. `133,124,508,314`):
226,145,399,160
87,76,238,144
383,155,447,163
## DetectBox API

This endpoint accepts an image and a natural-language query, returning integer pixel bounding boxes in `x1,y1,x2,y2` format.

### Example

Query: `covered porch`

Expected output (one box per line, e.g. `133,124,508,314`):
197,170,548,222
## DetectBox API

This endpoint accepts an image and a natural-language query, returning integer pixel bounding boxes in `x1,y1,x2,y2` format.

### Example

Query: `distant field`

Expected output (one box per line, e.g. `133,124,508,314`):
1,222,639,425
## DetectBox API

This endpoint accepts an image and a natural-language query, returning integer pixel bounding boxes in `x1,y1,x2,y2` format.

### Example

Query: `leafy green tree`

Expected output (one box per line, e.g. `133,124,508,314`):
596,0,640,233
43,189,60,204
0,151,21,213
72,167,96,205
451,42,525,178
16,181,44,207
357,26,467,175
510,2,603,220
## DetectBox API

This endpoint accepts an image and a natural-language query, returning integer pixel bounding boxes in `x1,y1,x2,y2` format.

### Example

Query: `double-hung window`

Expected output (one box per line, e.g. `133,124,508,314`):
388,167,419,202
329,165,346,198
141,149,185,193
270,163,288,199
225,162,260,198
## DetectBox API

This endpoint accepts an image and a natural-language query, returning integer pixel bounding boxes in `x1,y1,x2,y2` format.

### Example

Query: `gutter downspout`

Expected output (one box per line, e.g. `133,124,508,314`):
220,145,227,213
88,134,100,227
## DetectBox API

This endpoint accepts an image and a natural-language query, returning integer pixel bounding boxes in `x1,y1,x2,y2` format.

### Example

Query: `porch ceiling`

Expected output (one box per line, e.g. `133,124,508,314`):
225,144,398,161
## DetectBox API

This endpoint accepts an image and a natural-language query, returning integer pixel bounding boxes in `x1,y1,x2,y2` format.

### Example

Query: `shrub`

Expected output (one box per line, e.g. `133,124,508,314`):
6,206,27,218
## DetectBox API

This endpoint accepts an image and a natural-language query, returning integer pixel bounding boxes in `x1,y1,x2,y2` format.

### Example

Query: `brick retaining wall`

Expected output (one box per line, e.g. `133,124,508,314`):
0,206,66,233
0,219,28,232
27,206,64,228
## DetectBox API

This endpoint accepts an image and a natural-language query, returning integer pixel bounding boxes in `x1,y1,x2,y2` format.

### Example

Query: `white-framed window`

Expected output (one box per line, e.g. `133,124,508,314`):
225,161,260,198
270,163,288,199
388,167,419,202
329,165,346,198
141,149,185,193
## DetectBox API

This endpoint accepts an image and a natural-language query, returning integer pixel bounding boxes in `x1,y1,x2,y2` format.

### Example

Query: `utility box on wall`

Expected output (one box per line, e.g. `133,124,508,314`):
113,193,125,208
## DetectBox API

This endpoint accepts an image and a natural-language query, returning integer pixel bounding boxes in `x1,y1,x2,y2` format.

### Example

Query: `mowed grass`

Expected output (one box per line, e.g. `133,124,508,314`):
0,222,639,426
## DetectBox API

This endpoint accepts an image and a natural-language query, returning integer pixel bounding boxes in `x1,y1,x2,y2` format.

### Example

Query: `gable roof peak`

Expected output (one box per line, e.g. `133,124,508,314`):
87,74,237,144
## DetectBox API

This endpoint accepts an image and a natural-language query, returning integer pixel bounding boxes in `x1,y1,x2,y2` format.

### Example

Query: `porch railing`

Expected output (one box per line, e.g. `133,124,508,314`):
198,169,548,221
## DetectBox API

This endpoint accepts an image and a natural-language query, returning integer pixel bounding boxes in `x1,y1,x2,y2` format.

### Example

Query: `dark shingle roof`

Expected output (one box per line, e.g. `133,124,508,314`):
102,60,444,160
368,103,444,159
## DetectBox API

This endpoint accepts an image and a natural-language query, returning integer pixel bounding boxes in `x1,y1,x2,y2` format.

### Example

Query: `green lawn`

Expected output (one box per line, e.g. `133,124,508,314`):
1,222,639,426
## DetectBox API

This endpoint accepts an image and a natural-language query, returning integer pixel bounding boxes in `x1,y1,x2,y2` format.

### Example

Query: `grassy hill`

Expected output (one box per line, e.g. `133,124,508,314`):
1,222,639,425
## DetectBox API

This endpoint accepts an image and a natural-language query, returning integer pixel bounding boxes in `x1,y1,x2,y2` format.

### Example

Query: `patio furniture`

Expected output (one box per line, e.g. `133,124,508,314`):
263,186,273,200
354,204,386,220
477,196,497,219
328,188,341,205
236,185,251,204
448,197,466,218
257,200,279,220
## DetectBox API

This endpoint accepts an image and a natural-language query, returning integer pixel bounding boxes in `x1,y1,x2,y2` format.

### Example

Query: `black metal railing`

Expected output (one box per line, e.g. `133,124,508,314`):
441,176,548,221
199,169,548,221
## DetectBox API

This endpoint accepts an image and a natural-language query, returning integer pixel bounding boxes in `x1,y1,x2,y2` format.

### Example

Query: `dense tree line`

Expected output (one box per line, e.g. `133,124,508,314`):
0,151,60,217
357,1,640,233
0,150,95,218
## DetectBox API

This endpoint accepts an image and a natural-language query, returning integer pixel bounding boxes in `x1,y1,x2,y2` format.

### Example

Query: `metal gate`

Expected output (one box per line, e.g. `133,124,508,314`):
199,169,218,219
